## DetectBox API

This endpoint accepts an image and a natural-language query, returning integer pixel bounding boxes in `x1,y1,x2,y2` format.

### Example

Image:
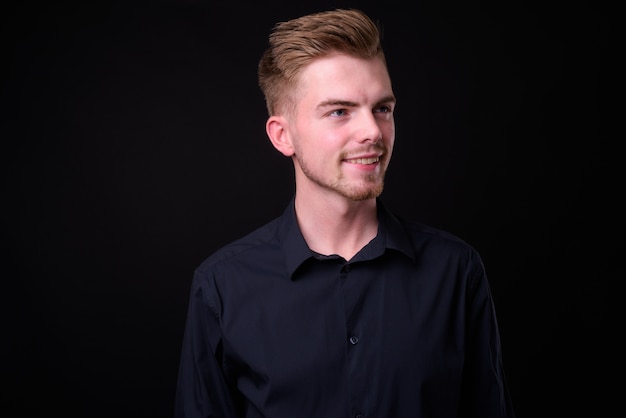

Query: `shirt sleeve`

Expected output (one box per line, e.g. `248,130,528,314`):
175,269,240,418
461,250,516,418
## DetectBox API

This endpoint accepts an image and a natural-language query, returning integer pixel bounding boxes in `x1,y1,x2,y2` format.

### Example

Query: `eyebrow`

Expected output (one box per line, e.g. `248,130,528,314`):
317,95,397,109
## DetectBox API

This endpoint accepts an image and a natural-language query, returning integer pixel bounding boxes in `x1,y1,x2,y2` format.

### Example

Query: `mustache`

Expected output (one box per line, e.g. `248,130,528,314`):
340,143,387,159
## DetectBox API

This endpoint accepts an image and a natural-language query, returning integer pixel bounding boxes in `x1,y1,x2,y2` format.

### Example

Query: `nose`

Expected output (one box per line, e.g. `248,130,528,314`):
356,111,383,143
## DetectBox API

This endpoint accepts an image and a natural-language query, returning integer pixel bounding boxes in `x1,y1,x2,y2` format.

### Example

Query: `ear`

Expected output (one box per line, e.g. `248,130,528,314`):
266,115,295,157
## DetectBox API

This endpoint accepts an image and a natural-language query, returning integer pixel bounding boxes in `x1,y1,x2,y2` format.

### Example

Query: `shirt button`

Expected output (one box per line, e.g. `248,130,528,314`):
349,335,359,345
342,264,352,272
355,414,364,418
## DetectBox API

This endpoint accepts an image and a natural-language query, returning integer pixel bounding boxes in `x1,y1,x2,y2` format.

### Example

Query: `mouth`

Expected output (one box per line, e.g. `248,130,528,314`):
344,156,380,165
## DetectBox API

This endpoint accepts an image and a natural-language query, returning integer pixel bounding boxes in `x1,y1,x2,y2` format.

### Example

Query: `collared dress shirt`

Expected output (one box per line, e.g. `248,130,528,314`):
175,197,515,418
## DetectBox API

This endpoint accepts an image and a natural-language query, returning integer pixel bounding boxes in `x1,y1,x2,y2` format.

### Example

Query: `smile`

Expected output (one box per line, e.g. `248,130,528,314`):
345,156,380,164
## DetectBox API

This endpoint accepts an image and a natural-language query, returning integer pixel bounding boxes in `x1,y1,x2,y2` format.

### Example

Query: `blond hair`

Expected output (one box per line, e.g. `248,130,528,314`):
258,9,386,116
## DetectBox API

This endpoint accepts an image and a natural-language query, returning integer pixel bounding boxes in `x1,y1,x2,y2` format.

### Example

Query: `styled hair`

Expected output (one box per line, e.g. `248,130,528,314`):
258,8,386,116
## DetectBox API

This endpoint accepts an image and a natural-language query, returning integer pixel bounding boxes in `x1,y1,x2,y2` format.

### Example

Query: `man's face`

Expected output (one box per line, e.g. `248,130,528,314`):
287,53,396,202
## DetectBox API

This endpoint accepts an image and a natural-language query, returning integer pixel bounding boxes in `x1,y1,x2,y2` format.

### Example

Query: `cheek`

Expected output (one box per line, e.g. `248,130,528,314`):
384,125,395,148
384,121,394,136
385,141,395,164
383,132,395,164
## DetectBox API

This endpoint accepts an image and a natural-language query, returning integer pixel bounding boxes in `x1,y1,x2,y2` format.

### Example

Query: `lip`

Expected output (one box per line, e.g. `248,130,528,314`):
343,153,382,165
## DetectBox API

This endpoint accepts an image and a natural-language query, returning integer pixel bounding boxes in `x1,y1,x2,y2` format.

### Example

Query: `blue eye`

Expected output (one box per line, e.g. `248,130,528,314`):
330,109,348,117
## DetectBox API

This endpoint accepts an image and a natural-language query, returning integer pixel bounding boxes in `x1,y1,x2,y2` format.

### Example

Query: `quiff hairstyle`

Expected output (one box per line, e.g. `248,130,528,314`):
258,8,386,116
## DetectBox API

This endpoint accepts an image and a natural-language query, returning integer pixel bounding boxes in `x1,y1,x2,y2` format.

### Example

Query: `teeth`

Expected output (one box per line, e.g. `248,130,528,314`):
347,157,379,164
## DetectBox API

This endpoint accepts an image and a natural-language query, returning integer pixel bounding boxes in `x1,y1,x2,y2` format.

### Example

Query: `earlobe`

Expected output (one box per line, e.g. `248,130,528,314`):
266,116,295,157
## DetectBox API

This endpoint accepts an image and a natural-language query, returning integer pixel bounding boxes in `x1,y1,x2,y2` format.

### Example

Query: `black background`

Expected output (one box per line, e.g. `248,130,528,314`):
2,0,620,417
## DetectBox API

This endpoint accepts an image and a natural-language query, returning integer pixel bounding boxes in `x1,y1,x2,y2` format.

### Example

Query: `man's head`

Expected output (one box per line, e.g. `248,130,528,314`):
258,8,386,117
260,9,395,203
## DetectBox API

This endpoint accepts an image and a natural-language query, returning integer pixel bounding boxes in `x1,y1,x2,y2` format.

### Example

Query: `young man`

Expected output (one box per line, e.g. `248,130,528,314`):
175,8,515,418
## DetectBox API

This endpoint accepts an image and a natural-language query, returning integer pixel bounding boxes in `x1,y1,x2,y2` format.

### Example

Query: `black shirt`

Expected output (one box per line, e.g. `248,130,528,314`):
175,198,515,417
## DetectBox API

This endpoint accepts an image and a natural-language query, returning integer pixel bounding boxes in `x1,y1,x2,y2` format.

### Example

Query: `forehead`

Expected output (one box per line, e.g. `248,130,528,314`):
296,54,392,103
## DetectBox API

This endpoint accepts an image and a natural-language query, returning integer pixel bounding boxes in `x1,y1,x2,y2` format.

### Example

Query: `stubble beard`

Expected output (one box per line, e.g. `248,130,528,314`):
296,154,387,202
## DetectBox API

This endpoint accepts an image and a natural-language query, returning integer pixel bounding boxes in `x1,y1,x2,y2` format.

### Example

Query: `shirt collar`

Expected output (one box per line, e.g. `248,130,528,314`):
278,196,416,279
376,199,416,262
278,197,315,279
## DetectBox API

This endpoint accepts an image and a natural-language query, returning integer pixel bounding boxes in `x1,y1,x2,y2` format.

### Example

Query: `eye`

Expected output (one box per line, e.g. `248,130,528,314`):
329,108,348,117
375,104,393,114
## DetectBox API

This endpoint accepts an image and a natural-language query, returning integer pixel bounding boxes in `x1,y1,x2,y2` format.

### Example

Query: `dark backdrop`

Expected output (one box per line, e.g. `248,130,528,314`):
2,1,620,417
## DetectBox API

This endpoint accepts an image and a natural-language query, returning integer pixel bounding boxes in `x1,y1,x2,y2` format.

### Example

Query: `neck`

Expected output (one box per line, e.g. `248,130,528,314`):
294,192,378,261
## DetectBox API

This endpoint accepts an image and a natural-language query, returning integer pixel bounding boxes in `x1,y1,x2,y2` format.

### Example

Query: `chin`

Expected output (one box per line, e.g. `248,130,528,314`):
344,184,384,201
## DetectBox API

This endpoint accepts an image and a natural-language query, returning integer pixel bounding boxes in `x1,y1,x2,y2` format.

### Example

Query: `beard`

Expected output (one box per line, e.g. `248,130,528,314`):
295,149,388,202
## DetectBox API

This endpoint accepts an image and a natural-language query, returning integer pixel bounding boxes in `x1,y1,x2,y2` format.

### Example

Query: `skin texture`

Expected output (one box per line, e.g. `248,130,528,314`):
266,53,396,260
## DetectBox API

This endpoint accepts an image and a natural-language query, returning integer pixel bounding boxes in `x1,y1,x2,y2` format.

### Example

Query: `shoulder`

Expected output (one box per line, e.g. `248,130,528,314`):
195,217,283,276
391,212,483,266
395,215,489,292
404,216,470,249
